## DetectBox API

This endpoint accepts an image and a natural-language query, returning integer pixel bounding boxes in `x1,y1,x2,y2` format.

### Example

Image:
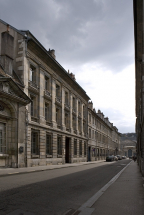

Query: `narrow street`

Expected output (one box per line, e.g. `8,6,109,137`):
0,160,131,215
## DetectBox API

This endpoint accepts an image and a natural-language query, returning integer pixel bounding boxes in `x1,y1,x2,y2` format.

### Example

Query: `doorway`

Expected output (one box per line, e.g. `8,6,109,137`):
88,146,91,161
65,137,70,163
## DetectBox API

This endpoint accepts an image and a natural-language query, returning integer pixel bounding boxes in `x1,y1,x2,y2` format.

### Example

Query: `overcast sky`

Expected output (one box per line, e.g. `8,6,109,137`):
0,0,135,133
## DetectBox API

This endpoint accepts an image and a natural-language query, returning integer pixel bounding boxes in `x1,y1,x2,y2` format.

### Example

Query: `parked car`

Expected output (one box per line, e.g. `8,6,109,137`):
122,156,126,159
116,155,122,160
106,156,114,162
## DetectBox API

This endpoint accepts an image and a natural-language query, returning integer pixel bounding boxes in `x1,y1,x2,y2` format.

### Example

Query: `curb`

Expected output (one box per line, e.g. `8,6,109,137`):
0,160,105,178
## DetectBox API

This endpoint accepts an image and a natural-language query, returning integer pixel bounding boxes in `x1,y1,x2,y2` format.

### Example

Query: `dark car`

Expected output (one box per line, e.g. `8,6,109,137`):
106,155,114,162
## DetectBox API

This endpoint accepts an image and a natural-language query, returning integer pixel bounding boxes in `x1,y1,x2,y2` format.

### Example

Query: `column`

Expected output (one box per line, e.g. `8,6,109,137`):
39,69,45,124
51,78,56,128
62,86,66,131
70,92,73,133
81,104,84,136
76,98,78,133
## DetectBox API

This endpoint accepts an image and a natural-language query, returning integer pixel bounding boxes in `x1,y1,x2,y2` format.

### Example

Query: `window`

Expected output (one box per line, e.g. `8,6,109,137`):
89,114,91,123
65,91,69,105
74,139,77,155
46,134,52,155
45,76,49,91
31,130,39,155
84,142,86,156
56,108,60,124
57,136,62,155
78,101,81,113
73,116,76,130
65,112,69,128
0,123,6,154
45,103,49,121
31,96,34,116
79,141,82,156
92,130,94,139
89,128,91,138
30,66,36,82
56,84,60,97
73,97,75,110
78,119,81,132
93,117,94,125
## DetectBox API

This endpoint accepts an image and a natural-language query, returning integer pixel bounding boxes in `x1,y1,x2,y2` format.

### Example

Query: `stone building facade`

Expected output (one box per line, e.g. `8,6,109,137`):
0,19,90,167
133,0,144,175
0,19,121,168
88,102,120,161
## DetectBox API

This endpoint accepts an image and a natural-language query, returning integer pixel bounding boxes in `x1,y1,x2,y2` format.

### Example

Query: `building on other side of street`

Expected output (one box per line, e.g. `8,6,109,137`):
0,19,121,168
0,19,90,167
133,0,144,175
88,102,121,161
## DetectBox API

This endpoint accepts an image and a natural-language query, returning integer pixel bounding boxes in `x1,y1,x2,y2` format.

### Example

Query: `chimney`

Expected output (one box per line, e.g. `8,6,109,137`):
88,101,93,110
48,49,56,59
69,72,76,81
1,26,14,76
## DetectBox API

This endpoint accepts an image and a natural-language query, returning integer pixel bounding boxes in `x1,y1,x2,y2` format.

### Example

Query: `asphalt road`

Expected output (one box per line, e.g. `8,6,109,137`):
0,159,131,215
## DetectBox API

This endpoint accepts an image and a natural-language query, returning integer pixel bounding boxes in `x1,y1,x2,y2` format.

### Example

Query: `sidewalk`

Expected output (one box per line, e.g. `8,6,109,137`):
90,161,144,215
0,160,105,177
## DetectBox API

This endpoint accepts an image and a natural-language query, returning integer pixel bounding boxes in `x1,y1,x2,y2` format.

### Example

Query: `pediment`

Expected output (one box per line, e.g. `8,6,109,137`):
0,77,31,105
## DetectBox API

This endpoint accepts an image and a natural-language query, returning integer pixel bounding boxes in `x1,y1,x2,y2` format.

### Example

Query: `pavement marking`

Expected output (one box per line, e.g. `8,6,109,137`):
8,172,19,174
78,161,132,215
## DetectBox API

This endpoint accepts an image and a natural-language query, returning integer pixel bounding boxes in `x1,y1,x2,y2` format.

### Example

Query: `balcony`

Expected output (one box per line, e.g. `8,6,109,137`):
64,103,70,110
78,112,81,118
55,96,62,105
44,90,52,100
28,81,39,93
72,108,76,114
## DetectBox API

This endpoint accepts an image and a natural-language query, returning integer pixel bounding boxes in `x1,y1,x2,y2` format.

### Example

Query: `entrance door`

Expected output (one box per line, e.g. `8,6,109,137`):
65,137,70,163
88,147,91,161
128,149,132,157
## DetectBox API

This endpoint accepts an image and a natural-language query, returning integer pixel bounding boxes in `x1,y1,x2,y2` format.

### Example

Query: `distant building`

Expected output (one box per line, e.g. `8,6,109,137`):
133,0,144,175
120,133,136,157
88,102,120,161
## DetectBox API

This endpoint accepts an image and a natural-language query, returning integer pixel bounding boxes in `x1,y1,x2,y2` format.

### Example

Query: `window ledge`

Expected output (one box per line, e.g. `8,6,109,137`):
57,155,62,158
31,155,39,158
46,155,53,158
0,154,9,158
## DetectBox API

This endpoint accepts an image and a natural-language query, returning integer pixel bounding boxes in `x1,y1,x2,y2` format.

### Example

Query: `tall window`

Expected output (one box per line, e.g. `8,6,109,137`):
31,96,34,116
56,108,60,124
84,142,86,156
73,116,76,130
79,141,82,156
57,136,62,155
73,97,75,110
31,130,39,155
45,76,49,90
89,128,91,138
89,114,91,123
30,66,36,82
56,84,60,97
46,134,52,155
65,91,69,105
45,103,49,121
78,119,81,132
0,123,6,154
65,112,69,128
74,139,77,155
78,101,81,113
